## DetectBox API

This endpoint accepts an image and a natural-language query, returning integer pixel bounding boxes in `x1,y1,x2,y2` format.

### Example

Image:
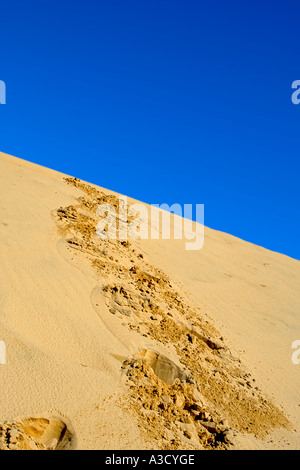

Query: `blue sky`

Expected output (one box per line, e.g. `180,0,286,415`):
1,0,300,259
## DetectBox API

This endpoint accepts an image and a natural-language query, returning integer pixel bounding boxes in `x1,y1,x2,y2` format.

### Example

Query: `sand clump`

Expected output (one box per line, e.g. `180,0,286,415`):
0,415,76,450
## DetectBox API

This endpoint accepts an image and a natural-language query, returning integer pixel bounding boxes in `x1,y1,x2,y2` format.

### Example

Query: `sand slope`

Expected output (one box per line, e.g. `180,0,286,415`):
0,151,299,450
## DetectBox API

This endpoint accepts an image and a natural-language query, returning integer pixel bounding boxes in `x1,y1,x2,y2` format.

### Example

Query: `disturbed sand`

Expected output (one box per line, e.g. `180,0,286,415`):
0,151,299,450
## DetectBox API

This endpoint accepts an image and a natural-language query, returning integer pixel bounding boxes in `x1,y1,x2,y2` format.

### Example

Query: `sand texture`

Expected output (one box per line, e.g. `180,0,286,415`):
0,151,299,450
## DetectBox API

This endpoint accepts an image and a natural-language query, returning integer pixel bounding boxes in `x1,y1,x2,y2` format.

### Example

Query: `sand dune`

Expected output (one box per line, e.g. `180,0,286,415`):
0,151,299,450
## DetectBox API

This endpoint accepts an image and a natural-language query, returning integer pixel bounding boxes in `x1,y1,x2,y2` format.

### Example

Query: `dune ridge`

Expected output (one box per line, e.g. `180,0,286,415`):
0,151,299,449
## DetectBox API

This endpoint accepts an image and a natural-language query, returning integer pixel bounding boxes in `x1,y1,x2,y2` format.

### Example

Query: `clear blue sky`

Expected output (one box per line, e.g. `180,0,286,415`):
1,0,300,259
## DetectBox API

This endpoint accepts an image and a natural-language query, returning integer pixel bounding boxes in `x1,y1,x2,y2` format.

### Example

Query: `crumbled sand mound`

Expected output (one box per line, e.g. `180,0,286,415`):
0,415,75,450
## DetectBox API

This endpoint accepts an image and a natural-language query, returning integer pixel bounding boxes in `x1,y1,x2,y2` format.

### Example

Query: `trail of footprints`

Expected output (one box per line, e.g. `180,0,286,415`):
52,177,290,450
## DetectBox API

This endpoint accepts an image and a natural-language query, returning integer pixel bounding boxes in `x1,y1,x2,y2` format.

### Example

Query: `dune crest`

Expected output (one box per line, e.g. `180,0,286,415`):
51,176,292,449
0,151,299,450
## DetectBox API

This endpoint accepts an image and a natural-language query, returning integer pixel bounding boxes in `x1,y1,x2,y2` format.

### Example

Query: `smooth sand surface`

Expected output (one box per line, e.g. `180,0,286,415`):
0,151,299,450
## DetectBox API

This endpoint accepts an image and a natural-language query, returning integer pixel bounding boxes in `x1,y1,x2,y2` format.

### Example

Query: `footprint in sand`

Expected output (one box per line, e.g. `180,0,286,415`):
129,348,190,385
0,414,76,450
